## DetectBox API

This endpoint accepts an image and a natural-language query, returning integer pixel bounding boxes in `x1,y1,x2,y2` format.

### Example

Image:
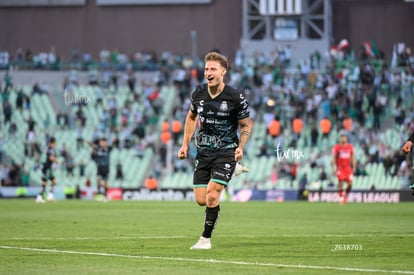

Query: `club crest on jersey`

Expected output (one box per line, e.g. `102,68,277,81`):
220,101,228,111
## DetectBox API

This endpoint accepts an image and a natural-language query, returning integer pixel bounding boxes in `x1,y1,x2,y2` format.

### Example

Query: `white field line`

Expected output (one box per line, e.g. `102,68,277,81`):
0,234,413,241
0,245,413,274
0,236,189,241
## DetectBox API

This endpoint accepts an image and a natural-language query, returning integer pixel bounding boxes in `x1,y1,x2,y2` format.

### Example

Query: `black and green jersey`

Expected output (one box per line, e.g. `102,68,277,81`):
190,84,249,154
92,146,112,170
43,146,56,170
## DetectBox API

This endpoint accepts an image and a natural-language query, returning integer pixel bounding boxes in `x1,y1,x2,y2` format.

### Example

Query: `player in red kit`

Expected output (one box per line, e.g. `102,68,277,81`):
332,134,356,204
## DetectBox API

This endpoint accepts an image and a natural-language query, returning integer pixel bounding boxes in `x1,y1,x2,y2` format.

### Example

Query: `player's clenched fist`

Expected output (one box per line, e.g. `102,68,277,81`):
401,141,412,154
234,147,244,162
177,145,188,159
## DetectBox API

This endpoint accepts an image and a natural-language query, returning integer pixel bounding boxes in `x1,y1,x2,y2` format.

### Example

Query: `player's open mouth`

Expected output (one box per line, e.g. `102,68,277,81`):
207,76,214,81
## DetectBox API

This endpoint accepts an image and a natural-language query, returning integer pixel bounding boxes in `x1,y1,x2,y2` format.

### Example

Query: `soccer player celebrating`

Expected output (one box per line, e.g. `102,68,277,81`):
88,138,112,201
177,52,252,250
36,137,58,203
332,134,356,204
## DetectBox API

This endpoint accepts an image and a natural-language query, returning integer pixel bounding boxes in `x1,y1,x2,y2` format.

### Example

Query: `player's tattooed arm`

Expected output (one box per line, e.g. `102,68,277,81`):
238,117,252,150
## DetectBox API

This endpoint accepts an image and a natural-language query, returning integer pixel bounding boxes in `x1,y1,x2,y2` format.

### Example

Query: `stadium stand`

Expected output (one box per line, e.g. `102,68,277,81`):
1,45,414,193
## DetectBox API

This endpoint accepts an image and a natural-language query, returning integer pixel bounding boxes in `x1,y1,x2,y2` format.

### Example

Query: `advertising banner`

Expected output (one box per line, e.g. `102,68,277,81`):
308,190,414,203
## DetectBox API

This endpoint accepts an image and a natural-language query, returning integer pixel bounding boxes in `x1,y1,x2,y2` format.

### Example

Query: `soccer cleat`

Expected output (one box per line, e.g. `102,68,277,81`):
232,162,250,177
96,194,108,202
36,194,45,204
409,183,414,190
46,193,56,202
190,236,212,250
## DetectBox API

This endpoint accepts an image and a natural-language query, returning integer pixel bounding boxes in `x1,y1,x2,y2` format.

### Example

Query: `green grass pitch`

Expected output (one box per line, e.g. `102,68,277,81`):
1,200,414,274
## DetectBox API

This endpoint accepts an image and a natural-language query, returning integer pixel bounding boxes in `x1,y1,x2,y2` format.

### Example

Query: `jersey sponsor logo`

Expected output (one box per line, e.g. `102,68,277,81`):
238,109,249,117
338,151,351,158
213,171,225,177
220,101,228,111
196,134,223,148
217,111,229,116
202,117,227,125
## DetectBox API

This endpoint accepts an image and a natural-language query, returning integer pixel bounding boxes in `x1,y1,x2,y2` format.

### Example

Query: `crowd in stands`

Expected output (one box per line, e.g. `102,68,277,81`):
202,46,410,185
1,42,414,189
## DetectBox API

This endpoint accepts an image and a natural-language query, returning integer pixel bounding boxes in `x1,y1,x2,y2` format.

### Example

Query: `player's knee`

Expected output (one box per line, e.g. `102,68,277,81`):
206,191,219,207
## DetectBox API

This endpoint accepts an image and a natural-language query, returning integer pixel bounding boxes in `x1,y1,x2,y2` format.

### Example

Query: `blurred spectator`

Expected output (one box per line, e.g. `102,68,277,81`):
111,71,118,91
319,168,327,181
343,116,352,132
127,69,136,93
3,101,12,125
32,82,45,95
382,154,394,176
24,93,31,110
44,115,50,131
144,175,158,191
8,122,17,140
20,165,30,186
133,119,146,141
1,164,8,186
26,115,36,133
8,162,22,186
310,125,319,147
290,162,298,184
171,119,183,145
135,141,146,158
3,71,12,90
291,116,304,147
355,161,368,176
0,135,3,162
76,127,84,150
319,117,332,139
60,143,69,162
160,129,171,145
257,142,269,157
15,88,24,112
159,144,167,167
78,161,86,177
298,173,308,200
116,160,124,181
268,115,281,139
373,101,382,130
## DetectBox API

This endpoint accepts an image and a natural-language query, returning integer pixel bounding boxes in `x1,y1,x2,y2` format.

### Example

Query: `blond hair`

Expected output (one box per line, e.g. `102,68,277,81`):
204,52,228,70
